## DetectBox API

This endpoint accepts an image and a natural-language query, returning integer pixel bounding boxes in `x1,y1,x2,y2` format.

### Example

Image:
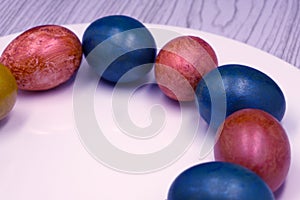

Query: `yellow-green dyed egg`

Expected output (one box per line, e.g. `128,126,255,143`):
0,63,17,120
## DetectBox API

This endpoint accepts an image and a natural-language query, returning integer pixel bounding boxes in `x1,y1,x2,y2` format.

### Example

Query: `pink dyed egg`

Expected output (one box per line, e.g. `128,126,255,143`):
155,36,218,101
214,109,291,192
0,25,82,91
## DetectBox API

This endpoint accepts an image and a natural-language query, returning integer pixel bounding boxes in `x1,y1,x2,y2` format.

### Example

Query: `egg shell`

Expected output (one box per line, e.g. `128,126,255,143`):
0,63,17,120
195,64,286,126
168,161,274,200
155,35,218,101
0,25,82,91
82,15,157,83
214,109,291,192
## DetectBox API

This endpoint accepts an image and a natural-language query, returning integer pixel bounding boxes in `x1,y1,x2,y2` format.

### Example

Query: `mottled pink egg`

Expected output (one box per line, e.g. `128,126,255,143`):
0,25,82,91
214,109,291,192
155,36,218,101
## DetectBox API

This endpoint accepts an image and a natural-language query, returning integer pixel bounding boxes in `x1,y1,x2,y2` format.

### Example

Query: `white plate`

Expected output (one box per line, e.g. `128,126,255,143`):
0,23,300,200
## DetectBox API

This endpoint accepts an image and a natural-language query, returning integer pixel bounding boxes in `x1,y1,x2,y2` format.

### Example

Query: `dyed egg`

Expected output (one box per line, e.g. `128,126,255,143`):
0,25,82,91
82,15,156,83
195,64,285,126
0,63,17,120
214,109,291,192
155,36,218,101
168,161,274,200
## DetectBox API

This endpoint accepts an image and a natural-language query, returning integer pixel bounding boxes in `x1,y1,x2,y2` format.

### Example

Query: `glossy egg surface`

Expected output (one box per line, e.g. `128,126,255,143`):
168,161,274,200
0,25,82,91
0,63,17,120
82,15,156,83
214,109,291,191
155,36,217,101
195,64,286,124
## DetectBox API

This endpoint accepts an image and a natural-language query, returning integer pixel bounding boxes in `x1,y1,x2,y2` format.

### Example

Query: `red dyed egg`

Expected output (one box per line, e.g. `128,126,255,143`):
155,36,217,101
0,25,82,91
214,109,291,192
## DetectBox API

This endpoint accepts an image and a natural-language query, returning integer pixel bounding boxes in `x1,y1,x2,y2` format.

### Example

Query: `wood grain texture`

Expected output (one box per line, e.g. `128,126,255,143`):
0,0,299,68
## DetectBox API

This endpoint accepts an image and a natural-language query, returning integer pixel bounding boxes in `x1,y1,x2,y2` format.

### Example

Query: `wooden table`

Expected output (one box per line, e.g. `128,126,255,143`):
1,0,299,69
0,0,299,69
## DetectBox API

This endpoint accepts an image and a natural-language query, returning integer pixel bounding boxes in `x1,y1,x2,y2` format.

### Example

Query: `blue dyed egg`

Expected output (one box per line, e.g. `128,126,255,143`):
82,15,157,83
168,162,274,200
195,64,285,126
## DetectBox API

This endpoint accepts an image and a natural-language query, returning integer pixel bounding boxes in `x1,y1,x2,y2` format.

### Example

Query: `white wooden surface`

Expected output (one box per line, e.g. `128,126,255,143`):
0,0,299,68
